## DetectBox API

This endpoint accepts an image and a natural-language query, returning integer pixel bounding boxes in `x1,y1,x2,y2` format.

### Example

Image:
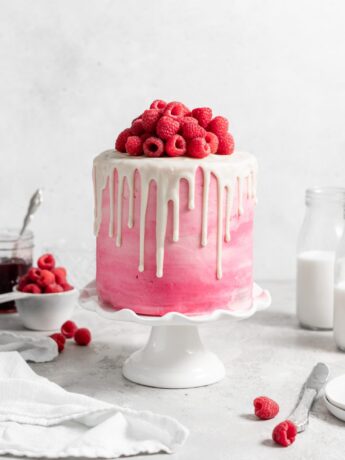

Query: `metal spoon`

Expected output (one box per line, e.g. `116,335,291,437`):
18,189,43,237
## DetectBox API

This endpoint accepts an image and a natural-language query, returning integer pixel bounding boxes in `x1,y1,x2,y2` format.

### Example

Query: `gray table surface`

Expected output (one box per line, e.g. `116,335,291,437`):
1,280,344,460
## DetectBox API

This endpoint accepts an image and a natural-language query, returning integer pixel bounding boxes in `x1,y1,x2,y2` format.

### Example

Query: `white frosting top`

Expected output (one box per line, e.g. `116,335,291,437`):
93,150,258,279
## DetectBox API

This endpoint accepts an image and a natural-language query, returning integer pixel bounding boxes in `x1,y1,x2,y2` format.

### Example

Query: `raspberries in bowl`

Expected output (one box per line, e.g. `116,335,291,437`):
115,100,235,159
15,254,77,331
18,253,73,294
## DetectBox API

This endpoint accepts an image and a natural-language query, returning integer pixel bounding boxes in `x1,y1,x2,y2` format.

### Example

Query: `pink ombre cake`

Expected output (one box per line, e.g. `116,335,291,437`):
93,150,257,316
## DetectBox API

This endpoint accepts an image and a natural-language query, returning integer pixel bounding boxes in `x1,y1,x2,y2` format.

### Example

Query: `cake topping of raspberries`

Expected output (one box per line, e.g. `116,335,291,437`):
187,137,211,159
150,99,167,110
125,136,143,156
166,135,187,157
191,107,213,128
143,137,164,157
272,420,297,447
253,396,279,420
115,100,235,159
156,116,180,140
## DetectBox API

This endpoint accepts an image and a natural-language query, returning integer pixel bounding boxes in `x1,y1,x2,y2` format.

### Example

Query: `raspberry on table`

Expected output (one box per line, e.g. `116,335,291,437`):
205,132,219,154
37,253,56,271
115,128,132,153
187,137,211,159
61,320,78,339
182,122,206,140
272,420,297,447
74,328,92,346
125,136,143,156
22,283,41,294
156,116,180,140
217,133,234,155
45,283,64,294
50,333,66,353
191,107,213,128
142,109,161,132
165,134,187,157
131,118,145,136
253,396,279,420
143,137,164,157
150,99,167,110
207,116,229,136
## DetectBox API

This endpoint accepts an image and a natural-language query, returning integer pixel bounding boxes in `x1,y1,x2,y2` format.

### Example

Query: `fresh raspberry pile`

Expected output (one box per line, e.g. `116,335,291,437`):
50,320,92,353
115,100,235,159
17,253,73,294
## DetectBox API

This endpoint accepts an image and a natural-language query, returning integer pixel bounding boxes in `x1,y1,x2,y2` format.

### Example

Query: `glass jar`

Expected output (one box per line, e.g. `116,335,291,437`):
334,231,345,349
296,187,345,330
0,228,34,313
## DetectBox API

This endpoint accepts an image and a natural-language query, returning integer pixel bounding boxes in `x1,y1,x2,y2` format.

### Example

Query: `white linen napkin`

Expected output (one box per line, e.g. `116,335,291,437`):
0,352,188,458
0,331,58,362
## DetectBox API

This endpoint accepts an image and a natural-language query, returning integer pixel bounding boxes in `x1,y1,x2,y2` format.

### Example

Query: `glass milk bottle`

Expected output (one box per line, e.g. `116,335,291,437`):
296,187,345,330
334,233,345,349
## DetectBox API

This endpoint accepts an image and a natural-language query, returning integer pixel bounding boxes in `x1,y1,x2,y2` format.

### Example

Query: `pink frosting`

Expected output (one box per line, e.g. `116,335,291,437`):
96,167,254,316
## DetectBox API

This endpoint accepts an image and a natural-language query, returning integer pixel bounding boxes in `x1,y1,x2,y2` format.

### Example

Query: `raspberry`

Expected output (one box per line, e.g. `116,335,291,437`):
191,107,212,128
50,333,66,353
52,267,67,284
207,116,229,136
28,267,41,283
156,116,180,140
182,122,206,140
125,136,143,156
22,283,41,294
131,118,145,136
253,396,279,420
115,128,132,153
143,137,164,157
165,134,187,157
205,132,219,154
74,328,92,346
164,102,190,119
37,253,56,271
187,137,211,159
61,320,78,339
150,99,167,110
217,132,234,155
272,420,297,447
60,282,74,291
179,116,198,128
45,283,64,294
18,274,30,290
142,109,161,132
37,269,56,288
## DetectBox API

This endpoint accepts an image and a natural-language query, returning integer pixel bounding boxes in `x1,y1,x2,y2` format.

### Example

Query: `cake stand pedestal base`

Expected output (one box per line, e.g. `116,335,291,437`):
80,282,271,389
123,325,225,388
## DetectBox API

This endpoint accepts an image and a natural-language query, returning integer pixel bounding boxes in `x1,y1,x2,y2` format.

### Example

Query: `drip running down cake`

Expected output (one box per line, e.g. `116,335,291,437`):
94,100,257,316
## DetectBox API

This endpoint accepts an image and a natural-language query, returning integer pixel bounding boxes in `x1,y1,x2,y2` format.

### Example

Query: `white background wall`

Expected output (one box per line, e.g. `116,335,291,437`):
1,0,345,280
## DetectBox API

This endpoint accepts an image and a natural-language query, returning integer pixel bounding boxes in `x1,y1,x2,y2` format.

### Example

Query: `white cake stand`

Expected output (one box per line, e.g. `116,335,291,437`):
80,282,271,389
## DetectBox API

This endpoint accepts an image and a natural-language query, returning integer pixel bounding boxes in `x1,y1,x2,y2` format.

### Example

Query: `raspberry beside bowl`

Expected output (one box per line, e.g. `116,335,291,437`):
13,286,78,331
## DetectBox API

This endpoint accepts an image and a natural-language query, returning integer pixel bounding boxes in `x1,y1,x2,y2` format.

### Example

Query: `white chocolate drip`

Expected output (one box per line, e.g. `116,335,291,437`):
93,150,257,279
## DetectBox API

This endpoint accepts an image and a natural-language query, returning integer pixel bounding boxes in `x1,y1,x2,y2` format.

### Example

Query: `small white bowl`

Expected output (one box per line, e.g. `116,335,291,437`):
324,395,345,422
324,374,345,410
14,287,78,331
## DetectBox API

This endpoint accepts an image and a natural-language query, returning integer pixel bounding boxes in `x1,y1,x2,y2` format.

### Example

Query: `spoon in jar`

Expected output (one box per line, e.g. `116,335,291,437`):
18,189,43,237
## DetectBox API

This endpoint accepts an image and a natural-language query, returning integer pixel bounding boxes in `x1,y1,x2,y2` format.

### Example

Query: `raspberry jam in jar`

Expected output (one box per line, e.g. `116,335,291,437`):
0,229,33,313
